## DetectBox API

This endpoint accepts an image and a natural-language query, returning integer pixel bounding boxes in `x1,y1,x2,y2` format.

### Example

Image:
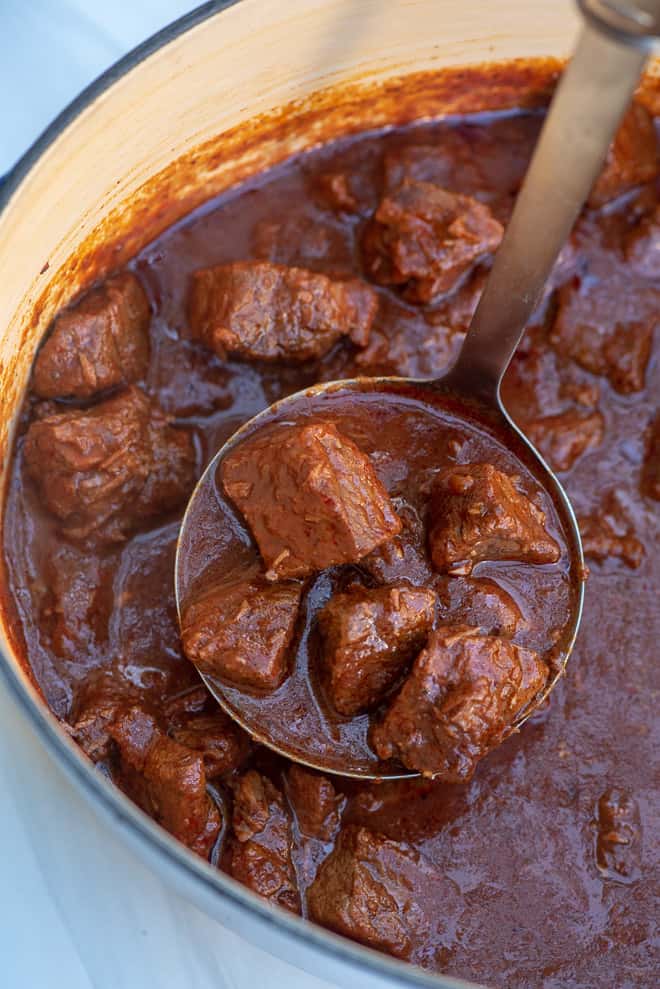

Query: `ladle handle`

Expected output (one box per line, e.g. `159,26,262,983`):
447,0,659,400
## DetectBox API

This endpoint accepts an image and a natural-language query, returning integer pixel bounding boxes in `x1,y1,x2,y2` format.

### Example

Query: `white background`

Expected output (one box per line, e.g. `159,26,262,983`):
0,4,337,988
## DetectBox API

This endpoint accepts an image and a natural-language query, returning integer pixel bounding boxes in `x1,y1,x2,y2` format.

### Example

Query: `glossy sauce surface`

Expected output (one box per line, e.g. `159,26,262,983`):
2,108,658,986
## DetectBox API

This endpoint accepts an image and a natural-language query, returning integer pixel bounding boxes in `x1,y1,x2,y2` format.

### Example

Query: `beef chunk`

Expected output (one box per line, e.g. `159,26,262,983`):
362,181,502,304
307,825,437,959
318,585,436,716
641,414,660,500
625,204,660,281
32,272,150,400
372,625,548,780
229,770,300,912
111,706,221,858
428,463,560,575
501,331,605,471
181,566,302,692
437,576,523,638
188,261,376,363
588,102,659,208
526,409,604,472
286,765,345,841
162,684,210,723
578,493,645,569
502,331,600,425
550,269,657,395
221,422,401,580
595,788,642,883
38,544,113,661
171,710,251,778
68,675,137,763
359,505,435,588
24,387,195,545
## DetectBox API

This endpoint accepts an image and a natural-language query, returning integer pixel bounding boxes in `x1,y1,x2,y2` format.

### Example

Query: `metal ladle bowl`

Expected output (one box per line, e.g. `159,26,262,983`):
175,0,659,779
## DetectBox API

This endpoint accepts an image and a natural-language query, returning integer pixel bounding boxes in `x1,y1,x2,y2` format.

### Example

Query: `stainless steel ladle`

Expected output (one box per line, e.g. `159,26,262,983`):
175,0,659,778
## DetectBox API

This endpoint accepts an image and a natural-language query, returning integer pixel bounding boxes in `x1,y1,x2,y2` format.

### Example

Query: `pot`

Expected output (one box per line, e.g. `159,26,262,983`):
0,2,654,986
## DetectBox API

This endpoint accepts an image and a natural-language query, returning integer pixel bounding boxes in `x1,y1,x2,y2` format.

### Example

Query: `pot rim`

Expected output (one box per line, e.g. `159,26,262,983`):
0,3,478,988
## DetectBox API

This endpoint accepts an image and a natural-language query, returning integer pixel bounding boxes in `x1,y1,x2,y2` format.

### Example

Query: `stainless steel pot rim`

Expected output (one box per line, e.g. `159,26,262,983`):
0,3,479,987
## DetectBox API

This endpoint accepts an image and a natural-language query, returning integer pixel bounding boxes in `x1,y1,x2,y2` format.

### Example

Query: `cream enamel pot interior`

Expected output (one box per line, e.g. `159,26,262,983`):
0,2,657,987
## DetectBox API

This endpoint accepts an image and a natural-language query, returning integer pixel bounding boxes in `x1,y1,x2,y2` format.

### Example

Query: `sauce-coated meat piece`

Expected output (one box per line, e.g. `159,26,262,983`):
436,576,523,637
372,625,548,780
32,271,150,400
318,585,436,716
221,422,402,580
23,386,195,545
525,409,604,473
110,706,221,858
307,825,438,959
188,260,377,362
588,102,659,208
550,270,657,395
641,414,660,500
359,505,435,588
68,675,138,763
362,180,503,303
171,710,252,778
578,492,645,569
285,765,345,841
428,463,560,574
625,203,660,281
181,566,302,692
229,770,300,913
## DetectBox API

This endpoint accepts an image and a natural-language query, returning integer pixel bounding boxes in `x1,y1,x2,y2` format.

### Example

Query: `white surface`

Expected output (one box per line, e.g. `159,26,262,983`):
0,4,335,987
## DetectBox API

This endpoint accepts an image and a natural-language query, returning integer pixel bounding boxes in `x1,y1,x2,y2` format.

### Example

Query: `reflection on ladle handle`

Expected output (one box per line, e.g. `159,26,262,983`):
447,0,659,401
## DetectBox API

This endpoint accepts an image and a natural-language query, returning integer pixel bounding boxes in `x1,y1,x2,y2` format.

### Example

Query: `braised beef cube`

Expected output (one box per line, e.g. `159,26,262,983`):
229,770,300,912
68,675,137,763
526,409,604,472
308,825,438,959
188,261,376,363
110,705,159,770
23,387,195,545
595,788,642,882
437,576,523,638
181,566,301,692
286,765,345,841
382,131,486,198
579,493,645,569
588,102,659,208
221,422,402,580
359,500,435,587
428,463,560,574
641,414,660,501
162,684,210,723
39,544,114,661
359,532,434,588
318,585,436,716
362,181,503,304
32,272,151,400
171,710,252,778
625,204,660,281
111,706,221,858
372,625,548,780
550,268,657,395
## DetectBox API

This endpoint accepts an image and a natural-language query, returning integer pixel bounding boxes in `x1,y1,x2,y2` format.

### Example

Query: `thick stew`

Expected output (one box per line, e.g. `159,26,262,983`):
1,86,658,987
